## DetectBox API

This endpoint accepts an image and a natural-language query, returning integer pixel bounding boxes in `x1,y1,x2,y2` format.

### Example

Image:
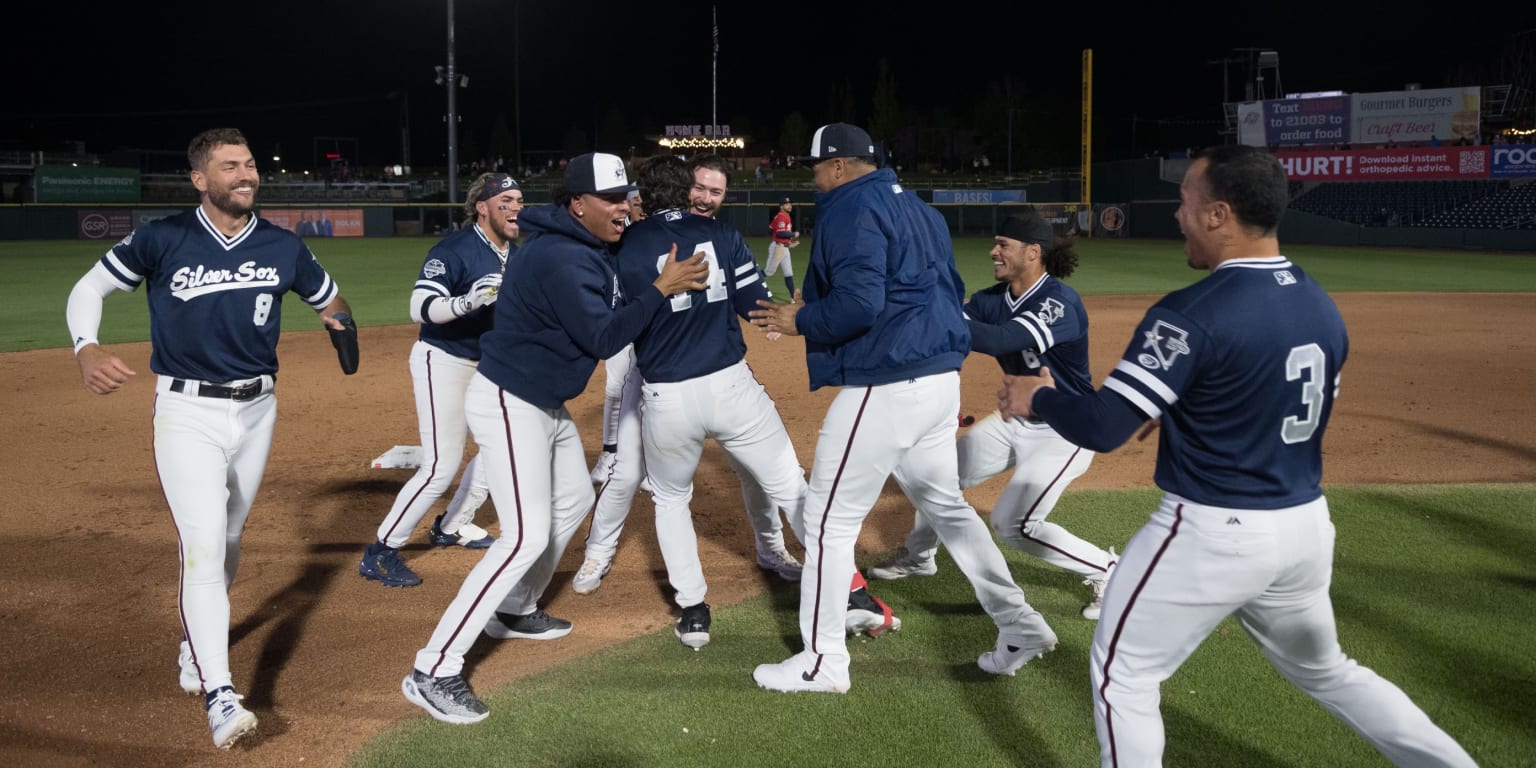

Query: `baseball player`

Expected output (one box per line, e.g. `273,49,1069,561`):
749,123,1054,693
573,158,808,596
868,211,1118,621
402,152,708,724
611,155,816,649
686,156,896,634
588,189,649,489
1001,145,1476,767
764,196,798,299
359,172,522,588
66,127,352,748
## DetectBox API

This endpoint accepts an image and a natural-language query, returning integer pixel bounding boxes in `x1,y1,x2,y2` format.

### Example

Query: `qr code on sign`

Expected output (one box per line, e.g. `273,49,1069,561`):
1459,150,1487,174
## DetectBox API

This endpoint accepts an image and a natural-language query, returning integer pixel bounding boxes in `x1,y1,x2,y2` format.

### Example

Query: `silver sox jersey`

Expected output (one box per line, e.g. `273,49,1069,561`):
100,207,338,694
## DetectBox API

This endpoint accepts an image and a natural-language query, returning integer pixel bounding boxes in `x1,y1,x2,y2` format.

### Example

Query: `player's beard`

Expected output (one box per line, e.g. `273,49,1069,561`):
208,182,257,219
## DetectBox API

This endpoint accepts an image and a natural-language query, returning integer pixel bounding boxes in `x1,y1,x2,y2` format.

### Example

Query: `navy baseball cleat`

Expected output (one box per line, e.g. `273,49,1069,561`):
483,609,573,640
675,603,711,650
429,515,494,549
359,541,423,587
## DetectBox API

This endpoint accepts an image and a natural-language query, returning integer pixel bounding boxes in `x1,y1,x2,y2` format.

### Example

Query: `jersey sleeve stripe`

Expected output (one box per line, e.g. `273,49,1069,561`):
1104,377,1164,419
414,279,451,297
1112,359,1179,404
736,272,762,289
733,261,756,276
302,275,338,307
1012,316,1049,352
101,251,142,290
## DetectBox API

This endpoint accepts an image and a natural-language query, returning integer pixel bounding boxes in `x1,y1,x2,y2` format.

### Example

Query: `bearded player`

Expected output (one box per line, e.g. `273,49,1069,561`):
67,127,352,748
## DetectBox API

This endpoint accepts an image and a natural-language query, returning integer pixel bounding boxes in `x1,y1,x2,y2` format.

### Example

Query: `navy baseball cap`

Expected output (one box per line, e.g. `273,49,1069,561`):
997,211,1055,245
796,123,876,166
563,152,637,196
474,173,519,202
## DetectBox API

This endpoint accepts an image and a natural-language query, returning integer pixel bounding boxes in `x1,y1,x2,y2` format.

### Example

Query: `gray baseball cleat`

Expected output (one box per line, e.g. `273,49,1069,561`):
401,670,489,724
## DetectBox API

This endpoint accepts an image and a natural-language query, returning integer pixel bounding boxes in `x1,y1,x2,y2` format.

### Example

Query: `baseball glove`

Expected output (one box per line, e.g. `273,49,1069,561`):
328,312,359,375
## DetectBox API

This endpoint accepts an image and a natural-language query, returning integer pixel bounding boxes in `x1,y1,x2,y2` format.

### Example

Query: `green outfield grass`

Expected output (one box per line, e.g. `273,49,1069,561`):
350,485,1534,768
5,236,1534,352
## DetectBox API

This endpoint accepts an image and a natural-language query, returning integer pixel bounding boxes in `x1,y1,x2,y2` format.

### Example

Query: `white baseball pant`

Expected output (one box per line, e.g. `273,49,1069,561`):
413,373,592,678
797,372,1047,680
376,340,486,546
1092,494,1478,767
155,375,277,694
898,411,1110,579
582,359,797,566
639,359,807,609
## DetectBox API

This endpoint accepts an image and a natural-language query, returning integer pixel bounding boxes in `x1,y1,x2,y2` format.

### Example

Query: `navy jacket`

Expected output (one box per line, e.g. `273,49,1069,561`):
478,204,665,409
795,167,969,390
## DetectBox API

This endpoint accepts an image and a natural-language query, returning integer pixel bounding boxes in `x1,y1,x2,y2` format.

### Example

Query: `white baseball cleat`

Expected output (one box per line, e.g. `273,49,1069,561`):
753,651,850,693
590,451,616,485
978,623,1059,676
1081,550,1117,620
206,687,258,749
675,603,711,650
866,552,937,580
572,557,612,595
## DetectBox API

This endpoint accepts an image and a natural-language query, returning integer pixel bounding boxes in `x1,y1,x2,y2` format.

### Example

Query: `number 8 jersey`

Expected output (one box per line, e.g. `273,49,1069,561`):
1102,256,1348,508
100,207,339,382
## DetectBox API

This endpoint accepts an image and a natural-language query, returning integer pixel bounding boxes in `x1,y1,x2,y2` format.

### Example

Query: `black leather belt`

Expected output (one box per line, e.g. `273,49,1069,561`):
170,377,271,401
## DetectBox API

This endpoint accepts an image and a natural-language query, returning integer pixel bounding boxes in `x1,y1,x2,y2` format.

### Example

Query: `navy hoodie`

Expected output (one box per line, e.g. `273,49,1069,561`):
477,203,666,409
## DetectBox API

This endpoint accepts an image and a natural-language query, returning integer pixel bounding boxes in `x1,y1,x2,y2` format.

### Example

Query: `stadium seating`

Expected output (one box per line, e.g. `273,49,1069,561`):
1288,180,1516,228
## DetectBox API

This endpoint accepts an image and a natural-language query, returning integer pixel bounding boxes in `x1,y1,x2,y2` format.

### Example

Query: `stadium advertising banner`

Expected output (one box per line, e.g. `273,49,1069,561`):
36,165,141,203
932,190,1027,204
259,209,365,237
1353,86,1480,145
1490,145,1536,178
1274,146,1492,181
1237,95,1350,147
77,210,135,240
1239,86,1481,148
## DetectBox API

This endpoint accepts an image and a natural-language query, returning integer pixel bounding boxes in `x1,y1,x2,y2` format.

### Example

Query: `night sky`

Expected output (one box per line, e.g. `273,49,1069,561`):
6,0,1524,171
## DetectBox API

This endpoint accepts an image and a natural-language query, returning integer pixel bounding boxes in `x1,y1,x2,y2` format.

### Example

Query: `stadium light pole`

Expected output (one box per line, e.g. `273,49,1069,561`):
444,0,461,204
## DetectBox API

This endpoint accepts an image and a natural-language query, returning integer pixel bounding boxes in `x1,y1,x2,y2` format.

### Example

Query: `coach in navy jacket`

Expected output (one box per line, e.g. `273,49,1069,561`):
792,158,969,390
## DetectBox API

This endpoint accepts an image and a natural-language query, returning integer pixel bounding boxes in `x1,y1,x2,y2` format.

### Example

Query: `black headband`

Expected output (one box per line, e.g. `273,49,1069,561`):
997,214,1053,245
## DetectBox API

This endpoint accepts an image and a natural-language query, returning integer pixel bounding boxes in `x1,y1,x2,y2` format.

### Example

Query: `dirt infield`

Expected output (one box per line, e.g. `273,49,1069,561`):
2,293,1531,768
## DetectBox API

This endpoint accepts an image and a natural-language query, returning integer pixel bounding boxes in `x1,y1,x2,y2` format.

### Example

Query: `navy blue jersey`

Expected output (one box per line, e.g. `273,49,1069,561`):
100,207,338,381
964,274,1093,397
415,225,510,360
616,208,771,383
478,204,665,409
1101,257,1348,508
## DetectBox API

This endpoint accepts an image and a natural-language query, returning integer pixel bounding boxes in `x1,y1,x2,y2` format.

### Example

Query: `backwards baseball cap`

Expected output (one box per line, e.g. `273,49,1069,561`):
796,123,875,165
997,211,1055,245
780,196,792,204
475,173,520,202
563,152,638,196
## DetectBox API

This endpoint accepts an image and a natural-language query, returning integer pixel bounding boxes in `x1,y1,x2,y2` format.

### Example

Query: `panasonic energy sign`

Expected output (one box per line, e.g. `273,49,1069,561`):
35,165,142,203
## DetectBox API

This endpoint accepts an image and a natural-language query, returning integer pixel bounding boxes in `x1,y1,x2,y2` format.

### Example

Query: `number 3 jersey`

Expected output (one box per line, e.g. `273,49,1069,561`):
1104,257,1348,508
99,207,339,381
615,208,772,384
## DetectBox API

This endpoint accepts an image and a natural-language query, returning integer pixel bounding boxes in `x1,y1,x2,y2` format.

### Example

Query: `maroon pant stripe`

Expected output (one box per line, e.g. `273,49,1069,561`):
809,387,873,663
1100,502,1182,767
383,348,443,542
1017,446,1105,573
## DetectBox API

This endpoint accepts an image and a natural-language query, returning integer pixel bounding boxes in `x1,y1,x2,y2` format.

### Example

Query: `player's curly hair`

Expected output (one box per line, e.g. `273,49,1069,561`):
636,156,694,212
1041,236,1080,280
187,128,248,172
